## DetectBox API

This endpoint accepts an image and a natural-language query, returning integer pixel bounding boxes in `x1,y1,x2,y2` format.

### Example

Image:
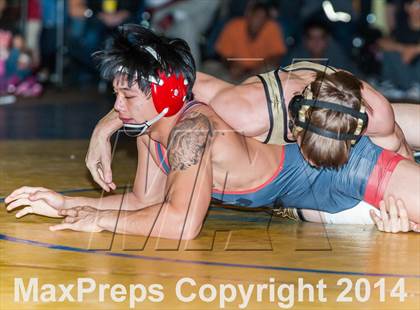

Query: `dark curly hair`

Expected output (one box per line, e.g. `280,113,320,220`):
93,24,196,100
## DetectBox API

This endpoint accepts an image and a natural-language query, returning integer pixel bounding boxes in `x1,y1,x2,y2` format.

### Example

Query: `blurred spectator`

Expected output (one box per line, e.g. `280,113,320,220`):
204,0,250,60
24,0,42,67
1,32,42,100
6,34,31,81
269,0,303,46
0,29,13,104
282,19,359,74
147,0,220,68
0,29,11,75
379,0,420,100
67,0,143,85
215,1,287,80
300,0,357,53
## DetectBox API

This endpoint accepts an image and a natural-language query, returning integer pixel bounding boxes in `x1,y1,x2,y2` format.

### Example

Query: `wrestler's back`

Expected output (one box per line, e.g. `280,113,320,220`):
204,67,395,144
208,77,270,140
209,71,313,142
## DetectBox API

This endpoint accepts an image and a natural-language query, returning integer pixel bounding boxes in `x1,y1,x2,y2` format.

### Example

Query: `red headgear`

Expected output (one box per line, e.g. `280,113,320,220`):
150,71,189,117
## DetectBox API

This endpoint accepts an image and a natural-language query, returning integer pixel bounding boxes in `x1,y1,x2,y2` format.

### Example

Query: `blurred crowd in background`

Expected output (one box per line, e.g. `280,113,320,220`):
0,0,419,105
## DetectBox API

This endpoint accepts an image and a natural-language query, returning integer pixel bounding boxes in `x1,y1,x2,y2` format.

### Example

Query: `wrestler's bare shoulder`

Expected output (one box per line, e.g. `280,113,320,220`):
177,104,278,157
278,69,316,81
214,76,263,101
176,104,282,189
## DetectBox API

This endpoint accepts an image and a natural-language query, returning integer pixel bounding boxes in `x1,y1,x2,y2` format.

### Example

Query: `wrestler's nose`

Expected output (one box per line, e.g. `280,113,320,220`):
114,95,126,112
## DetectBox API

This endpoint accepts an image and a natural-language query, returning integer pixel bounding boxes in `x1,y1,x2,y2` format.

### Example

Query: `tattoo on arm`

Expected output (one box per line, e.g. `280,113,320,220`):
168,112,213,171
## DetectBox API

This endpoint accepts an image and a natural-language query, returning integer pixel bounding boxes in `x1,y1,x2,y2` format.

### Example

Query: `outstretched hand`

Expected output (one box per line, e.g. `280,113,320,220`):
370,196,419,233
5,186,66,218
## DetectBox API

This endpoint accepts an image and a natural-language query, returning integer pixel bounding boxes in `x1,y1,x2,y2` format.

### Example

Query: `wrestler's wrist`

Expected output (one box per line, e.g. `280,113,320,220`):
62,196,80,209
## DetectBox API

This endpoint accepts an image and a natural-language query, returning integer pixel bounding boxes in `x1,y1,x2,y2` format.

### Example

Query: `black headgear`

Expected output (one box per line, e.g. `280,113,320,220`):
288,88,368,145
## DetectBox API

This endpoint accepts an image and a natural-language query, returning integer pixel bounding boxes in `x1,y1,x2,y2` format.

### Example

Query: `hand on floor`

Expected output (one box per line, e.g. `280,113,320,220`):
5,186,66,218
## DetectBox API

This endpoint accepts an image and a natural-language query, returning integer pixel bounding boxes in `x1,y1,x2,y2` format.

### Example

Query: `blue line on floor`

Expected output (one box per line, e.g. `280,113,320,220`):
1,234,418,279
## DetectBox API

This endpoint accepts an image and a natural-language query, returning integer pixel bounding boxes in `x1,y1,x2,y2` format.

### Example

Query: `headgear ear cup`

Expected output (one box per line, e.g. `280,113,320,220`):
288,95,308,133
140,45,189,117
351,105,368,144
151,71,188,117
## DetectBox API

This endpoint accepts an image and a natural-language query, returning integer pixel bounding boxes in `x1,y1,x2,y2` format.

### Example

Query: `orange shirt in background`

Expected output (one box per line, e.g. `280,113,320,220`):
216,18,287,70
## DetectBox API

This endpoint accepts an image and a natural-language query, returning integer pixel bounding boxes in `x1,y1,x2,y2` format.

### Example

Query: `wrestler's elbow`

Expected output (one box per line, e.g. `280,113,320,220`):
390,125,414,159
181,210,204,240
371,125,404,153
169,218,202,240
389,133,403,153
162,204,204,240
182,224,202,240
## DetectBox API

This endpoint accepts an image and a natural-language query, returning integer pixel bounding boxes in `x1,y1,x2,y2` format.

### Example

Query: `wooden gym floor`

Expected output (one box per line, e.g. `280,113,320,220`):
0,139,419,310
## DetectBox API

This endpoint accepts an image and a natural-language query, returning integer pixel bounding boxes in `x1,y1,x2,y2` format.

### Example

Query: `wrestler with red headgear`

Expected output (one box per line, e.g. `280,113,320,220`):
5,25,419,234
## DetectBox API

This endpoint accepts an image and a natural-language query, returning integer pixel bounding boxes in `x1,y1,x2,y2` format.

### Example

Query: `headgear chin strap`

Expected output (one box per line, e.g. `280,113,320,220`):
122,107,169,137
289,90,368,145
117,45,189,137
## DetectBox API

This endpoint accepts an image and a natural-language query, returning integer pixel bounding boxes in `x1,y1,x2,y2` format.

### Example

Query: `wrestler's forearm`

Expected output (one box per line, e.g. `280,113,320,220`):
394,124,415,160
97,202,198,239
392,103,420,150
398,140,415,160
94,109,123,140
64,192,149,211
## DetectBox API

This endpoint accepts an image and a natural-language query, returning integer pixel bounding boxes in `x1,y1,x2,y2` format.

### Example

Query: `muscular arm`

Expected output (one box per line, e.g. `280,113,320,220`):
392,103,420,150
85,108,123,191
6,134,169,220
370,122,413,160
193,72,233,103
91,108,123,140
97,112,214,239
209,80,269,139
72,136,167,210
361,81,414,160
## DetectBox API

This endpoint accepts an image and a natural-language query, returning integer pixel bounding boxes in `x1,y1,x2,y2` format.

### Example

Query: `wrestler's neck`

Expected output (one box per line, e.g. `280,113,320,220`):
148,115,178,147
